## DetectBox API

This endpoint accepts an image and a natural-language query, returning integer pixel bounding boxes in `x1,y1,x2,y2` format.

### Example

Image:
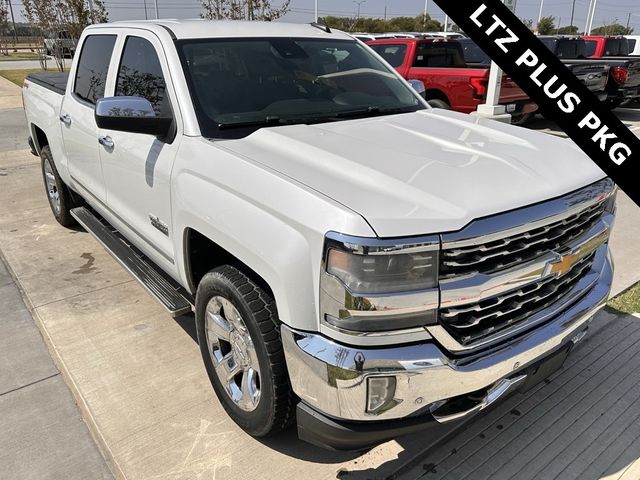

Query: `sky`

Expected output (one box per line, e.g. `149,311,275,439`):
8,0,640,32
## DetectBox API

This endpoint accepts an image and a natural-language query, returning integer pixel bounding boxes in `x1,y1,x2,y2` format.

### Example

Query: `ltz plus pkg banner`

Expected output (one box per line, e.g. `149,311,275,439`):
433,0,640,207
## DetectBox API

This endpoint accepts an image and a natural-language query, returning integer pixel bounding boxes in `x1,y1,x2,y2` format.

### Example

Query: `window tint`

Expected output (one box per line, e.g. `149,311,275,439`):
116,36,169,116
74,35,116,104
584,40,597,57
629,39,637,51
604,38,630,56
458,39,490,64
370,44,407,67
414,43,464,67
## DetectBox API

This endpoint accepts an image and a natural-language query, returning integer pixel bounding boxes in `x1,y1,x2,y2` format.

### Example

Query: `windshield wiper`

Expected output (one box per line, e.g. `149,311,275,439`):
217,116,287,130
332,105,422,119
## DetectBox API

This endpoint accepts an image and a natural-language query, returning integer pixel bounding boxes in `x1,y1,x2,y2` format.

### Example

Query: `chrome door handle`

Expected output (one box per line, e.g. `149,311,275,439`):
59,114,71,126
98,136,114,149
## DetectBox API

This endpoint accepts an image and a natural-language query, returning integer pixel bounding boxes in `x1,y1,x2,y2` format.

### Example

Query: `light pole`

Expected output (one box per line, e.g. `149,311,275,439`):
353,0,366,21
314,0,318,21
6,0,17,45
537,0,544,24
423,0,428,31
143,0,148,20
587,0,598,34
154,0,159,19
569,0,576,28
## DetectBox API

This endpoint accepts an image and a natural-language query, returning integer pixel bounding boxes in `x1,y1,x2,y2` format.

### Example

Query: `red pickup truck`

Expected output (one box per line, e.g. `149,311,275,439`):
367,38,538,124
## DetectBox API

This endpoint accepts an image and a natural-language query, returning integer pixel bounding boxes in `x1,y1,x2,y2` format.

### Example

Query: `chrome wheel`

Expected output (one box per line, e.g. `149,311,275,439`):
43,157,61,215
205,296,261,412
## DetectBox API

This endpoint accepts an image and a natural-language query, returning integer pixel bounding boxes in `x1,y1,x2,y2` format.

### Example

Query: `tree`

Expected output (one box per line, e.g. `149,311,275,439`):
520,18,533,30
0,1,9,56
557,25,579,35
591,23,633,36
537,16,556,35
323,14,441,33
201,0,290,21
22,0,108,71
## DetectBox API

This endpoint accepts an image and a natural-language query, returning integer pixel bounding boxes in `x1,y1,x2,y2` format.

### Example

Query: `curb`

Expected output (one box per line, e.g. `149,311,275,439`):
0,237,126,480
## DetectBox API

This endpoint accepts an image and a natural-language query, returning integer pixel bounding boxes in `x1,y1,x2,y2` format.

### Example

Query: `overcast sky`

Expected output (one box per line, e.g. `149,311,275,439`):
9,0,640,31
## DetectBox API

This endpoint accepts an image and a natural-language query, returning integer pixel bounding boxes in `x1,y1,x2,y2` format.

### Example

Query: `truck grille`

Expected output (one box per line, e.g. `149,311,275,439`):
439,251,595,346
440,200,605,279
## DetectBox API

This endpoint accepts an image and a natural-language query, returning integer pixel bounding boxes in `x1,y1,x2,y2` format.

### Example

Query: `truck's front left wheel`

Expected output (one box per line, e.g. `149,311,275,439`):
40,146,77,227
195,265,295,437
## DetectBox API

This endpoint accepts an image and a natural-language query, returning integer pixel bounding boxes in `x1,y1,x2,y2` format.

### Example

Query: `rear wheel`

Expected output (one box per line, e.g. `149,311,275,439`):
195,265,295,437
40,146,77,227
511,112,534,126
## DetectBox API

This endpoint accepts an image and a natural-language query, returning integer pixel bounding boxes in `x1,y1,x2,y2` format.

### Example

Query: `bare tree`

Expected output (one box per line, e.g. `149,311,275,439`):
201,0,290,21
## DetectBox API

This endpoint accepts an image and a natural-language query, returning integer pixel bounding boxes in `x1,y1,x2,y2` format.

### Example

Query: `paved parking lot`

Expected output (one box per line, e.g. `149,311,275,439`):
1,74,640,479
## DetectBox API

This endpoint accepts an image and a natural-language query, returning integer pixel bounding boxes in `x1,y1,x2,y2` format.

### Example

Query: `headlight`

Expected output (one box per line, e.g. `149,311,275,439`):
320,232,439,335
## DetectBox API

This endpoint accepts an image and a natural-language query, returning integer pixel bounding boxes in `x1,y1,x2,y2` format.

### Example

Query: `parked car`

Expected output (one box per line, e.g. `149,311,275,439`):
43,30,76,57
625,35,640,56
367,38,538,124
428,31,467,39
23,20,615,451
541,36,640,107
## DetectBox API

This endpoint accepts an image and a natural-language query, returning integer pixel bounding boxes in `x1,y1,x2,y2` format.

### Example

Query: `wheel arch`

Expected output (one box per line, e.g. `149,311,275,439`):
424,89,451,105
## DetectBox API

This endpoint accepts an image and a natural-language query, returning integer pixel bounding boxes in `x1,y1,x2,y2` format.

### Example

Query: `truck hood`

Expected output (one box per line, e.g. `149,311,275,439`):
220,109,606,237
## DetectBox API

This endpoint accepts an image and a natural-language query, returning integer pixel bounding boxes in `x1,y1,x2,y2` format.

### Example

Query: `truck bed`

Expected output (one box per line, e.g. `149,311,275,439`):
26,72,69,95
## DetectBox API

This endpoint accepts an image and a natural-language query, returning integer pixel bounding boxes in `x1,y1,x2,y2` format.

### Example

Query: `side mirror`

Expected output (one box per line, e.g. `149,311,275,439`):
95,96,172,137
408,79,426,98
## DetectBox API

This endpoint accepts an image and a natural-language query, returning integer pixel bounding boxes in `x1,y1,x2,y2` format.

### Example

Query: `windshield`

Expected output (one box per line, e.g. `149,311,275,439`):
177,37,425,138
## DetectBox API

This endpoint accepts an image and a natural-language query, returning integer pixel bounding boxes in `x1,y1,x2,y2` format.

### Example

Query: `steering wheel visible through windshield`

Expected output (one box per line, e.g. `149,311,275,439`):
176,37,426,138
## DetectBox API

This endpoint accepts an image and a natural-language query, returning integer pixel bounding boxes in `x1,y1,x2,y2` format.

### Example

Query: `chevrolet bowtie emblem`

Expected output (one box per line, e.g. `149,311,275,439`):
544,251,581,277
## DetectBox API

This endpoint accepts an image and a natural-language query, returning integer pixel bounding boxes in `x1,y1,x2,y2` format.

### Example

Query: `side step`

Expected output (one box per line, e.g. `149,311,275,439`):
71,207,192,317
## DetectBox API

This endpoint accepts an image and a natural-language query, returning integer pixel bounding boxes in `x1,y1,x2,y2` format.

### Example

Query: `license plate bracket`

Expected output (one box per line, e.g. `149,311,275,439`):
520,343,572,392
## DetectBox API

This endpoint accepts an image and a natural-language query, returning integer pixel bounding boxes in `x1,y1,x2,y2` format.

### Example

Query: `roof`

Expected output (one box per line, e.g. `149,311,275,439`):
91,19,353,41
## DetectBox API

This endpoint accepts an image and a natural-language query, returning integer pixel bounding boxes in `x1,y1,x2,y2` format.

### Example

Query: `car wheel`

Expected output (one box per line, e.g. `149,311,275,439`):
195,265,295,437
427,99,451,109
511,112,533,126
40,146,77,227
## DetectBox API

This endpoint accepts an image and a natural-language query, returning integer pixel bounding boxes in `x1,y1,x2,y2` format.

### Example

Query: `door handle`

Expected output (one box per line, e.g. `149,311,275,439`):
98,136,114,149
59,114,71,126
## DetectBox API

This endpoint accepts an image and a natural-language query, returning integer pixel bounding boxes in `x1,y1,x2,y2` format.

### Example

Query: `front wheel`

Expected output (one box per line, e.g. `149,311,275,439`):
195,265,295,437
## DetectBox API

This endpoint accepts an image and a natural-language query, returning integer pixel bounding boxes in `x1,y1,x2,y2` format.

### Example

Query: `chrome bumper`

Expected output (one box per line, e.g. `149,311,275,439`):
282,246,612,422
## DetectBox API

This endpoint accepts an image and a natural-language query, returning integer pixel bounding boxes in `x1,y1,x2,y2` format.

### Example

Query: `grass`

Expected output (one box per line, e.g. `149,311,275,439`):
608,282,640,314
0,68,45,86
0,52,40,61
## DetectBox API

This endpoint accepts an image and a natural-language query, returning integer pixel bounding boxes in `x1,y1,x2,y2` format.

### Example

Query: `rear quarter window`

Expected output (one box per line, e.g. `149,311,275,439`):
413,43,464,68
73,35,117,104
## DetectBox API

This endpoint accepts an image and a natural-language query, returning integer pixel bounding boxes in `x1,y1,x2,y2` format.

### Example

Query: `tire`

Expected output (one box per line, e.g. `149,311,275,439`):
40,146,77,227
195,265,295,437
427,99,451,109
510,112,534,126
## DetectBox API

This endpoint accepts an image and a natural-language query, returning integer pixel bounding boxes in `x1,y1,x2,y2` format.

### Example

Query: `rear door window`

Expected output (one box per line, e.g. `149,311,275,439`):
115,36,170,116
73,35,117,104
413,43,464,67
604,38,630,56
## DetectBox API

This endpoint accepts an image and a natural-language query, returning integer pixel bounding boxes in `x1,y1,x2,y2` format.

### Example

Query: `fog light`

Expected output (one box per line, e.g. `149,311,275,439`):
366,376,397,414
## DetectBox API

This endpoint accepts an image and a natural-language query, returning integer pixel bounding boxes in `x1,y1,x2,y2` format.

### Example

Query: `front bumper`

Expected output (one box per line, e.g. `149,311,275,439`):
282,246,612,449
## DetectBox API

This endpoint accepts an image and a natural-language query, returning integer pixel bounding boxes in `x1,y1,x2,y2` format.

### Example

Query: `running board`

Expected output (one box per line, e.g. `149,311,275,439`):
71,207,192,317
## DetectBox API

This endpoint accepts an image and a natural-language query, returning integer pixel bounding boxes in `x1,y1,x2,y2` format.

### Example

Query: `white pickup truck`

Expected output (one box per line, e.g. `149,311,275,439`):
23,20,616,450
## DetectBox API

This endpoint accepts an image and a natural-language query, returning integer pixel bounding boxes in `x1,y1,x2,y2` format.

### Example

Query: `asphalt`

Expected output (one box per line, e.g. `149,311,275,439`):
0,80,113,479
